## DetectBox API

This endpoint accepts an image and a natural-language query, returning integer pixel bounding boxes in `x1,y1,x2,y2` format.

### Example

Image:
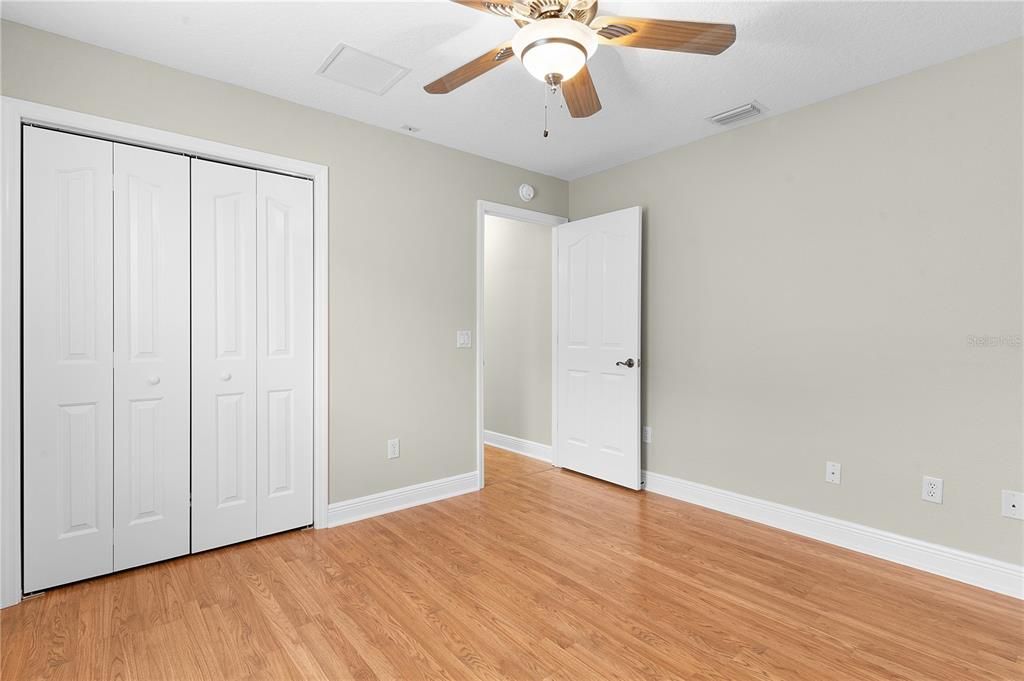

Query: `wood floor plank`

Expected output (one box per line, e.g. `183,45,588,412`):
2,449,1021,680
484,445,551,486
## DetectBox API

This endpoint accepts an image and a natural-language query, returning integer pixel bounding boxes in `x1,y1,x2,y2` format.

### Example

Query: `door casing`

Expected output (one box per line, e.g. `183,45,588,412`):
475,201,566,488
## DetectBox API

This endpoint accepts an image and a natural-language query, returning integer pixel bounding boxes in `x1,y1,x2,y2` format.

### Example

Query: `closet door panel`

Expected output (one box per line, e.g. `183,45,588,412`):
191,159,258,552
113,144,191,570
256,172,313,536
23,127,114,592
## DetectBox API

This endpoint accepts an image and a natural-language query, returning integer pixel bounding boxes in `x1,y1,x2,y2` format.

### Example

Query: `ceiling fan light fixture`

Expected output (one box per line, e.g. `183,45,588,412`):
512,18,597,83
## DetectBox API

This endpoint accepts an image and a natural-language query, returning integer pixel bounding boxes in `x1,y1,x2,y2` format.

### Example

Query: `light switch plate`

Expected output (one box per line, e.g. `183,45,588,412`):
456,330,472,348
1002,490,1024,520
642,426,653,444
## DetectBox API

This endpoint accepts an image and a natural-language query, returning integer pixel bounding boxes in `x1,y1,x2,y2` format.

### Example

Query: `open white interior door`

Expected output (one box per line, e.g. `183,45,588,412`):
555,206,642,490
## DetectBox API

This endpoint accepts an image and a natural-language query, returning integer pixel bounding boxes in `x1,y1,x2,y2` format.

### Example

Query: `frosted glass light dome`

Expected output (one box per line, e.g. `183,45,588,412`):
511,18,598,84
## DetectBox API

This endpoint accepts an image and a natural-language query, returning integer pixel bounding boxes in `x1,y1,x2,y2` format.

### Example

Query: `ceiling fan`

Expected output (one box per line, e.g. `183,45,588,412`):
424,0,736,118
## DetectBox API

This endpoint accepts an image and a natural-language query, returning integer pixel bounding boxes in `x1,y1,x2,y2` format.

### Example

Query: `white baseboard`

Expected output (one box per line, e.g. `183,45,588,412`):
327,471,479,528
643,471,1023,600
483,430,552,463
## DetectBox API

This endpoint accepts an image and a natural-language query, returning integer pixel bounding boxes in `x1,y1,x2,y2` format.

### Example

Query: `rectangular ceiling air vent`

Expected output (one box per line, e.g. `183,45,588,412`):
316,43,410,96
708,101,763,126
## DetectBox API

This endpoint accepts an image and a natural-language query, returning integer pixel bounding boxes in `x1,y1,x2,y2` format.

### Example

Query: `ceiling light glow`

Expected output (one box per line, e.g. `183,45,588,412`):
512,18,598,84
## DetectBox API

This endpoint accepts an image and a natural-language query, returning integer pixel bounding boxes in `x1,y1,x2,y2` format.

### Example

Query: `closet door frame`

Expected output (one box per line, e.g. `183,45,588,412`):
0,97,330,608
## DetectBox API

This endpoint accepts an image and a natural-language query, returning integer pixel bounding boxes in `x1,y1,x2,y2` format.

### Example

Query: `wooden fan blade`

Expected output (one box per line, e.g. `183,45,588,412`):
424,43,514,94
591,16,736,55
450,0,518,18
562,66,601,118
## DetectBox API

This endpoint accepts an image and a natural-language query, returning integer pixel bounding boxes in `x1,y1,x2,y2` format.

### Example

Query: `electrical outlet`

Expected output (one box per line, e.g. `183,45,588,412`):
922,476,943,504
387,438,400,460
642,426,653,444
825,461,841,485
1002,490,1024,520
456,330,472,348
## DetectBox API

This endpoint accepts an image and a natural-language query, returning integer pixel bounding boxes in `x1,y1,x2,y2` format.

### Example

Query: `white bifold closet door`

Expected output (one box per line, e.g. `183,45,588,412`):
256,171,314,536
23,127,115,593
190,159,258,552
112,144,191,570
23,128,190,592
24,131,313,588
191,160,313,552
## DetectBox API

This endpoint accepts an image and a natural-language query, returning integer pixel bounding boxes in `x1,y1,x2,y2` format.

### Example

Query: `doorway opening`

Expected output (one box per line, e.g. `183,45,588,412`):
476,202,565,488
475,202,643,491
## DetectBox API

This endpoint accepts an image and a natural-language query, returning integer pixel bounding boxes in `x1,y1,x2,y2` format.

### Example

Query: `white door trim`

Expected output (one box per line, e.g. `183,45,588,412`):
475,201,566,489
0,97,330,608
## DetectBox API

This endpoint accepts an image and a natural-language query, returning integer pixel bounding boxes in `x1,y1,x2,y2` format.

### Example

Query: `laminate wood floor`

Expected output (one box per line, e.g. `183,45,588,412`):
484,445,551,486
2,463,1021,680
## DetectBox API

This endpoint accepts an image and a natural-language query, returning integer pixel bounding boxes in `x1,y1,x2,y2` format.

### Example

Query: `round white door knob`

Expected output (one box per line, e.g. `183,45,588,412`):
220,372,232,381
147,376,161,386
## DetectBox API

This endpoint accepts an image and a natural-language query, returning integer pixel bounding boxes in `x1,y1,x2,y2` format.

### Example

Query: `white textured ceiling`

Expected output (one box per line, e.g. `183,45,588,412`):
3,1,1021,180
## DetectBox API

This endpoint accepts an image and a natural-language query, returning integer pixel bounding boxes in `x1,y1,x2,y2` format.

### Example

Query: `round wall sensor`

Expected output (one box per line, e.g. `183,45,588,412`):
518,183,535,202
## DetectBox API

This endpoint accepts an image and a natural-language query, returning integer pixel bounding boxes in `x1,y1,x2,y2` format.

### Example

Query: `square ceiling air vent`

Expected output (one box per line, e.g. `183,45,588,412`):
316,43,410,95
708,101,764,126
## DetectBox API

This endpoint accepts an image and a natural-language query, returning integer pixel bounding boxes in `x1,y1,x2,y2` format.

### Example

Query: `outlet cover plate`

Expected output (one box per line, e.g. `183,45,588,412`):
922,476,943,504
642,426,653,444
1002,490,1024,520
825,461,841,485
387,438,400,460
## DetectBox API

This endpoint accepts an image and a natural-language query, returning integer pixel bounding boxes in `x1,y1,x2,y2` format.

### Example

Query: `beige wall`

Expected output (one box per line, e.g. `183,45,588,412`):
570,39,1024,564
484,216,552,445
0,20,568,503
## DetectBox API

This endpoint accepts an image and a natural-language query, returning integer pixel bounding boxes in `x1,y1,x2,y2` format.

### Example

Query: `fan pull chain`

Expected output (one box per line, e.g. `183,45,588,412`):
543,85,550,138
